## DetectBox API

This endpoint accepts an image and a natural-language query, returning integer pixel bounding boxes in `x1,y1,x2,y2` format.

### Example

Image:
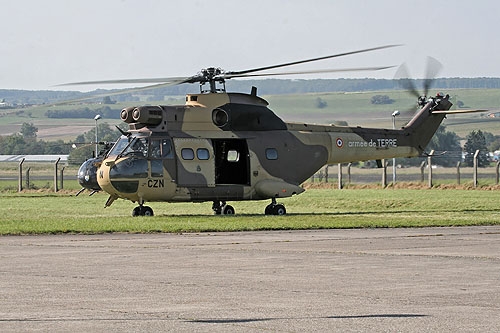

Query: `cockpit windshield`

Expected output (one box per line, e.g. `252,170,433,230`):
107,136,149,158
107,136,130,157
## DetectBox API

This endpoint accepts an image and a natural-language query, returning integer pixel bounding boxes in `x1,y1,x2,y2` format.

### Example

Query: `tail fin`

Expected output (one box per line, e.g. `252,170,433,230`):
403,95,452,153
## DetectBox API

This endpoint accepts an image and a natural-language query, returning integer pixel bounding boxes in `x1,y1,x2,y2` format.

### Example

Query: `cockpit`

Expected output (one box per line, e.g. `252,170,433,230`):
103,135,174,194
107,135,173,159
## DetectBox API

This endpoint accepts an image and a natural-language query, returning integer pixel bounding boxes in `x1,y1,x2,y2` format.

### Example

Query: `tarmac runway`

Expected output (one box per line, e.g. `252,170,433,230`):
1,226,499,332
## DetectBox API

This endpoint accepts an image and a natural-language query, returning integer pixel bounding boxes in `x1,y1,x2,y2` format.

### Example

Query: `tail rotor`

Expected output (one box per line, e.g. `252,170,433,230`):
394,57,443,127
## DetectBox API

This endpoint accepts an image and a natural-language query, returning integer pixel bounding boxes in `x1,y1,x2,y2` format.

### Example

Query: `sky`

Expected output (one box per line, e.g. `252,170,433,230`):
1,0,500,91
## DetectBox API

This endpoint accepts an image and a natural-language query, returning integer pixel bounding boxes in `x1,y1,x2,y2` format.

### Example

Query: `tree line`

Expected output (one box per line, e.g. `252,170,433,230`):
45,106,121,119
0,122,125,165
3,77,500,104
0,122,71,155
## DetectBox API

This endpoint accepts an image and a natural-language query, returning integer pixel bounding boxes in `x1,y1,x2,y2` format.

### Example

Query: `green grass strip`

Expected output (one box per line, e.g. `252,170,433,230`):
0,189,499,235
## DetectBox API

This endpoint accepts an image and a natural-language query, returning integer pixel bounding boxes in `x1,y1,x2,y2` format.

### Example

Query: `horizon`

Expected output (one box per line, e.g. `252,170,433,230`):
3,76,500,95
1,1,500,91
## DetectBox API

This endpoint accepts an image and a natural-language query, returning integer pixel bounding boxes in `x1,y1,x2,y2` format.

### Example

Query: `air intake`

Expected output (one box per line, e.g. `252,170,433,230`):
131,106,163,125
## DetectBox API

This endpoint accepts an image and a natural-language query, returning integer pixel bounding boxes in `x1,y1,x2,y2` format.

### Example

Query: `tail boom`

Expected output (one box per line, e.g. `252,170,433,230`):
291,94,453,165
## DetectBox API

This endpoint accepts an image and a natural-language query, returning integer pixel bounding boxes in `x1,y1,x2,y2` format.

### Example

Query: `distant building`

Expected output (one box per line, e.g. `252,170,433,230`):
0,100,11,109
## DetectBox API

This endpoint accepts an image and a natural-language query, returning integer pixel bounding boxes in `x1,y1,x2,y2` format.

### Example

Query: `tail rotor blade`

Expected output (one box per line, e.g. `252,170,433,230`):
394,63,420,99
423,56,443,97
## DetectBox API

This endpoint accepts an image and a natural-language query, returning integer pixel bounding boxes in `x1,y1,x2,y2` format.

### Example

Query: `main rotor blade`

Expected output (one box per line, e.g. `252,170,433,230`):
393,105,420,128
225,44,401,76
56,76,192,87
399,105,419,117
394,63,420,99
220,66,396,79
423,56,443,97
52,81,187,105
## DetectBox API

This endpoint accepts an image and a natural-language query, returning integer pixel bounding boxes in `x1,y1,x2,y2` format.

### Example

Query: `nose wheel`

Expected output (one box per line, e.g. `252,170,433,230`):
212,201,235,215
265,199,286,215
132,205,154,217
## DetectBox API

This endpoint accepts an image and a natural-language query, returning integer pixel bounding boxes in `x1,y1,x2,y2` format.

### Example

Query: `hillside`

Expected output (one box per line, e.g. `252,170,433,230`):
3,77,500,104
0,86,499,141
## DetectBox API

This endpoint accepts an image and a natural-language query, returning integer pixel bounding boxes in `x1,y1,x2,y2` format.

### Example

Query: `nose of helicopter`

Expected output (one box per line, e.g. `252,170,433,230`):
97,157,145,198
96,159,116,194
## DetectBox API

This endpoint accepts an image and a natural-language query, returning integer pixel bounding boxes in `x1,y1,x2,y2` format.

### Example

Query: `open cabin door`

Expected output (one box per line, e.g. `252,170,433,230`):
173,138,215,187
212,139,250,185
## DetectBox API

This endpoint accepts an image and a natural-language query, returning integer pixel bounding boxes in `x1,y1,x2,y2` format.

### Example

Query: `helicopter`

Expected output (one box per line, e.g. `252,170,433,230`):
66,45,486,216
76,141,115,196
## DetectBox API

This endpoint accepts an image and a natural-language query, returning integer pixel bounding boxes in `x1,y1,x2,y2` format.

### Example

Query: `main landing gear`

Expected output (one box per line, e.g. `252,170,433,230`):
265,198,286,216
212,201,235,215
132,204,154,217
132,199,287,217
212,199,287,215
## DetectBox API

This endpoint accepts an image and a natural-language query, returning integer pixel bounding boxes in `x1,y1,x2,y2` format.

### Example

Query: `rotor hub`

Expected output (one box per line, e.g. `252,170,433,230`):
200,67,223,81
198,67,226,93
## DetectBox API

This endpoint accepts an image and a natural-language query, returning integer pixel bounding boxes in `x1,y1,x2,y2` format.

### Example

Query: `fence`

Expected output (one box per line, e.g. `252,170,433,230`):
0,159,79,192
311,151,500,189
1,151,499,192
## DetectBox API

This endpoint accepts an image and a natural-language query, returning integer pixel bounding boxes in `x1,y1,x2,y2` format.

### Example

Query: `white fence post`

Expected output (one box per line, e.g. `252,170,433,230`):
473,150,480,188
427,150,435,188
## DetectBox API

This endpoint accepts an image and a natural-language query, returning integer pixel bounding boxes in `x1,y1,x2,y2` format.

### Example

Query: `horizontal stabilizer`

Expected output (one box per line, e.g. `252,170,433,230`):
431,109,491,114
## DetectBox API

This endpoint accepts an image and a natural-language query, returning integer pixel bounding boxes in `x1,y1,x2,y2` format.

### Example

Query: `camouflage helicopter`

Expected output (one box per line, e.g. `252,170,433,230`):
67,45,484,216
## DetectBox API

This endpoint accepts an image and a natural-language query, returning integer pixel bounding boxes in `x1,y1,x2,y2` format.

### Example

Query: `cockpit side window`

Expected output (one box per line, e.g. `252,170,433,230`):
123,137,149,157
150,139,164,177
161,138,174,159
150,138,174,159
150,139,161,159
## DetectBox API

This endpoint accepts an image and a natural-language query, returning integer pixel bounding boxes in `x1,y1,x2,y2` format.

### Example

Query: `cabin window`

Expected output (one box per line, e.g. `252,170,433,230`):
197,148,210,160
227,150,240,162
181,148,194,160
266,148,278,160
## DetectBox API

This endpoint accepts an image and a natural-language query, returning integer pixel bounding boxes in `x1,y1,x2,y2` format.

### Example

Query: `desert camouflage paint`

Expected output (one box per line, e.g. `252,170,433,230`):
97,91,451,206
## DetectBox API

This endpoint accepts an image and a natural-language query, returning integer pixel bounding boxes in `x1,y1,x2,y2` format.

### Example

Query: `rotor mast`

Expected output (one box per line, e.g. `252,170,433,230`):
199,67,226,93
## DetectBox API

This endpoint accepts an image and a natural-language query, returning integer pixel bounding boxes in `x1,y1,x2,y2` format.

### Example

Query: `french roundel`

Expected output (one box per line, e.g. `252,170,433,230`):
336,138,343,148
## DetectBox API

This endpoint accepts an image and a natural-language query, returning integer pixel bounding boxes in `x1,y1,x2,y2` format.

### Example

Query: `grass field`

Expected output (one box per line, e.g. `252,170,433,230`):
266,88,500,132
1,188,499,235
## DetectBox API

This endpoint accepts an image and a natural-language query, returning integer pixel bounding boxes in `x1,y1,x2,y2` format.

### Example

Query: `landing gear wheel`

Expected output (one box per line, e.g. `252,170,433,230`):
265,201,286,216
212,201,222,215
222,204,235,215
265,204,274,215
142,206,154,216
272,204,286,216
132,206,142,217
132,205,154,217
